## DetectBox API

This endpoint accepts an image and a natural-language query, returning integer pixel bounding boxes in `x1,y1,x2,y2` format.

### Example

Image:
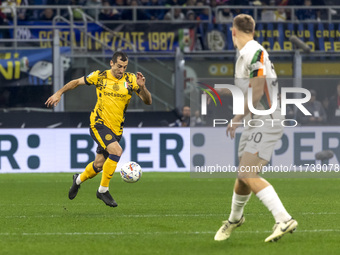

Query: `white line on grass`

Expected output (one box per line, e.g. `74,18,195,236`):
3,212,338,219
0,229,339,236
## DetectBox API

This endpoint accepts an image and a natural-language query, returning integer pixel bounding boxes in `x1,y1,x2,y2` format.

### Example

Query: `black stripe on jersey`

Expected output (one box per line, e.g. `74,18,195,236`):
98,70,106,77
84,76,91,85
251,69,259,78
124,73,132,83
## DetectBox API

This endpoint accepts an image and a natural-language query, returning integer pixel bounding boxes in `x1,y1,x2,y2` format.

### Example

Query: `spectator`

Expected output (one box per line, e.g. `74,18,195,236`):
145,0,165,20
296,0,316,21
1,0,30,21
17,0,29,21
85,0,101,19
46,0,72,18
164,7,185,21
209,0,218,16
28,0,47,20
261,0,275,21
191,110,204,126
261,0,286,22
228,0,252,16
40,8,54,20
99,0,121,20
196,0,211,21
274,7,286,21
186,9,196,20
297,89,327,125
185,0,196,6
70,0,84,20
1,0,14,20
169,106,191,127
276,0,293,20
328,83,340,125
122,0,149,20
216,7,233,23
312,0,327,21
0,0,11,44
112,0,126,19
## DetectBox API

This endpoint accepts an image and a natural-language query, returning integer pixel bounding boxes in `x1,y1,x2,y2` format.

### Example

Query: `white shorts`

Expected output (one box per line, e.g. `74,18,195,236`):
238,123,283,162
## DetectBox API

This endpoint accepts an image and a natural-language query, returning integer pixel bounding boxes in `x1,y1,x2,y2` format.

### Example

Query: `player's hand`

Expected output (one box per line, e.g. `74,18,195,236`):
45,93,61,108
136,72,146,89
226,117,242,139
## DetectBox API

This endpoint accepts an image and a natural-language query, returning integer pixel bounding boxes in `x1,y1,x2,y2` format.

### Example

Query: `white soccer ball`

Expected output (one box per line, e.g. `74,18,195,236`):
120,161,142,183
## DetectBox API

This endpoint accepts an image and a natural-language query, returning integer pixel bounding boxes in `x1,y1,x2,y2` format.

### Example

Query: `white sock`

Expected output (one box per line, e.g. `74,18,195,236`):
228,192,252,222
256,185,291,223
98,185,109,193
76,175,82,185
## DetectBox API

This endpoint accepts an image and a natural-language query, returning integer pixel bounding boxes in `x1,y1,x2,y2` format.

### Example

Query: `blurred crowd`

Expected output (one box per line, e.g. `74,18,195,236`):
0,0,336,23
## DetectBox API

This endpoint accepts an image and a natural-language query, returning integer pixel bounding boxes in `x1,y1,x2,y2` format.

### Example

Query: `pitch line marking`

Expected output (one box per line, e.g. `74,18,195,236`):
0,229,339,236
3,212,338,219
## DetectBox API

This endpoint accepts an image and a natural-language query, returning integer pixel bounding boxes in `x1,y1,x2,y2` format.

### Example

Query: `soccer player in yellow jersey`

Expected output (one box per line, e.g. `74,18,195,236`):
45,51,152,207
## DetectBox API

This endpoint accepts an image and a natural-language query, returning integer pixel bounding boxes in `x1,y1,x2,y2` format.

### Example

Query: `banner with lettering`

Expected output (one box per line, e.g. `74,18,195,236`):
198,22,340,51
0,48,70,86
12,21,196,52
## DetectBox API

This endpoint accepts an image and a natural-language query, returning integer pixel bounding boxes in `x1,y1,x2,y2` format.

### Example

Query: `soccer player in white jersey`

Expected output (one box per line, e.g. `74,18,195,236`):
214,14,298,242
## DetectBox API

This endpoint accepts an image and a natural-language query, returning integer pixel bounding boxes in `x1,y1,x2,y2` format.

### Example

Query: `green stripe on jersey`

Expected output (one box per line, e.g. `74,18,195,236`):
250,49,263,65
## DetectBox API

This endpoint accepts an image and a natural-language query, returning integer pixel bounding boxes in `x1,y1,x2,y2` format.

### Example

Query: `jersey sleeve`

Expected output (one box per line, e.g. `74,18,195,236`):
248,49,267,78
84,70,100,86
131,74,141,95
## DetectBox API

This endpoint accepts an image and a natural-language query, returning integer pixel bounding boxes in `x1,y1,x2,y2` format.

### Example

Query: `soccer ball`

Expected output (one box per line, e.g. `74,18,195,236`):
120,161,142,183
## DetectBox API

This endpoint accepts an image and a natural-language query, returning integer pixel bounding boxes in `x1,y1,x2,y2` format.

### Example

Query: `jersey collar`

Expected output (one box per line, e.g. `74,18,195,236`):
239,39,256,56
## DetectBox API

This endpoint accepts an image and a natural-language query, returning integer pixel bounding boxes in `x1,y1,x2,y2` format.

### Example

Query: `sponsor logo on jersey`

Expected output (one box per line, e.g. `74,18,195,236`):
104,92,126,98
112,84,120,91
105,134,112,141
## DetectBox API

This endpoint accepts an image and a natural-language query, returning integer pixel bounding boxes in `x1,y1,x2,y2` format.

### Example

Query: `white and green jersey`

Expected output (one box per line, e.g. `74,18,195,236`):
234,40,281,120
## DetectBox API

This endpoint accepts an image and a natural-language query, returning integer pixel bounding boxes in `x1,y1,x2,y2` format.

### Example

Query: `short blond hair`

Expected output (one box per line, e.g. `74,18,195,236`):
233,14,255,34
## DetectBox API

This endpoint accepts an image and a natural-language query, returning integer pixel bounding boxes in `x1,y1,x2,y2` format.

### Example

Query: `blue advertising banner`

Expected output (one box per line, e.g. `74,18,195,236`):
0,48,70,86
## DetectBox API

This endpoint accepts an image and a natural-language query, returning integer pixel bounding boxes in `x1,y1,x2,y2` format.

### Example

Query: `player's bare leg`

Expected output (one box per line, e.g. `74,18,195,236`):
68,154,105,200
96,141,122,207
215,152,297,242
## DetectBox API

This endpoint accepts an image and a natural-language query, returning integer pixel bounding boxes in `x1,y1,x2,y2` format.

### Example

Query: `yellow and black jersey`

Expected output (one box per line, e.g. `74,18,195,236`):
85,70,140,136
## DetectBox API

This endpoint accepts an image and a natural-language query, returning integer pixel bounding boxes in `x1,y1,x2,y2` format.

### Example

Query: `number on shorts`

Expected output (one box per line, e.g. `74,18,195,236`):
248,132,262,143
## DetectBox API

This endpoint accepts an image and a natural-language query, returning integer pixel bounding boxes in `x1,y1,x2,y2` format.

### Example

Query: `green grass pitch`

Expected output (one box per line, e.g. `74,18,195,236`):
1,172,339,255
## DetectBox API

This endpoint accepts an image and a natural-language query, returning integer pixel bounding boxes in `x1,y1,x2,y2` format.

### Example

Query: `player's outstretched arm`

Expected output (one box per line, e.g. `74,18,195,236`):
45,77,86,108
136,72,152,105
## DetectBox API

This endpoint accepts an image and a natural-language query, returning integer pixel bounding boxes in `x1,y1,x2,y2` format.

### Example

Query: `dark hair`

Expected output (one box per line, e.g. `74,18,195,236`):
233,14,255,34
112,51,128,63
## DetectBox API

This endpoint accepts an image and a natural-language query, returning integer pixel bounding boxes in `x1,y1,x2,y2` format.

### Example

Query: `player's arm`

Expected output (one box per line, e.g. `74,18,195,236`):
214,88,232,96
45,77,86,107
235,76,265,120
136,72,152,105
227,76,265,138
